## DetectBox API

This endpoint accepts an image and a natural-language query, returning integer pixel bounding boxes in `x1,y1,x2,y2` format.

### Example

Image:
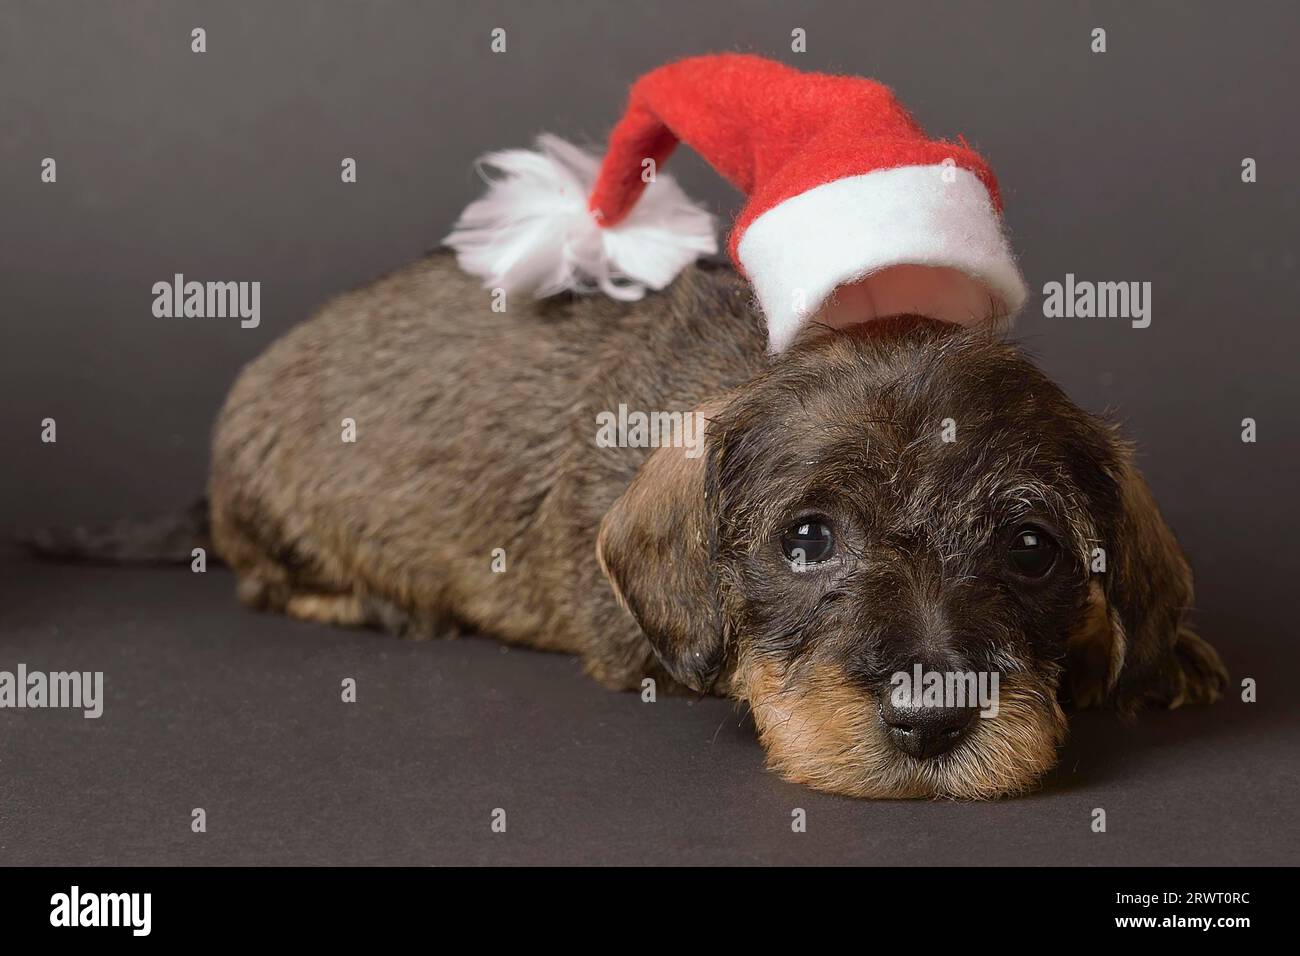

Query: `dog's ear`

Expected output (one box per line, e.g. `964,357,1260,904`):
1069,445,1225,710
596,401,725,693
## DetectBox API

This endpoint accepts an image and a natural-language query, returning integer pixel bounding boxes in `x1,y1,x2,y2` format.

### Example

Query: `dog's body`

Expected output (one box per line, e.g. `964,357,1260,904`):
209,252,761,689
41,250,1224,799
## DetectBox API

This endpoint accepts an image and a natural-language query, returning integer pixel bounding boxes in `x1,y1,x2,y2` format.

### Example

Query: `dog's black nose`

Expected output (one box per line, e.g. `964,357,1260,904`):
878,699,978,759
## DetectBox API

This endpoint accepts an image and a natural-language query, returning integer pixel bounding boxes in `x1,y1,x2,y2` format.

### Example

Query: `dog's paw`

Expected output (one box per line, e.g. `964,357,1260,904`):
1162,628,1228,708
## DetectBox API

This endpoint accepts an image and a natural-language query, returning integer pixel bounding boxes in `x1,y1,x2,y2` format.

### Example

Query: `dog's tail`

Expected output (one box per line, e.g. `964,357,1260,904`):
20,497,216,566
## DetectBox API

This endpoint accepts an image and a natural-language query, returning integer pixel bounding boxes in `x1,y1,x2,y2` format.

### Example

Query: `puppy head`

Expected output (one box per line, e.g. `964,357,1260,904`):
598,318,1195,798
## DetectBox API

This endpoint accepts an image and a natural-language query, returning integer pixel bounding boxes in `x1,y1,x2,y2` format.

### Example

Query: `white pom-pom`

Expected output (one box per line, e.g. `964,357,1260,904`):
444,134,717,302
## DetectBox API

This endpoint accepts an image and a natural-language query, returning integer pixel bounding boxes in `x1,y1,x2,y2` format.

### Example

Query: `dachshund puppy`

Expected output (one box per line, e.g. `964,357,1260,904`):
153,251,1231,798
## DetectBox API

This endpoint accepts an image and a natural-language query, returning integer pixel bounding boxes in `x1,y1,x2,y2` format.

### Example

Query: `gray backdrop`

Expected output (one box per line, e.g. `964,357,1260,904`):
1,0,1297,865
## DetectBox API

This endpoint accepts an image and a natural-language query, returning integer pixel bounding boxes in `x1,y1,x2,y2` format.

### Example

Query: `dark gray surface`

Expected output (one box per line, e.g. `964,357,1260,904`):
1,1,1298,865
2,556,1296,866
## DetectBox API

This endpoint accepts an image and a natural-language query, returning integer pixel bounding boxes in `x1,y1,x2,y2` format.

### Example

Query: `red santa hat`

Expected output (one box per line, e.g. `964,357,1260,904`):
446,53,1027,352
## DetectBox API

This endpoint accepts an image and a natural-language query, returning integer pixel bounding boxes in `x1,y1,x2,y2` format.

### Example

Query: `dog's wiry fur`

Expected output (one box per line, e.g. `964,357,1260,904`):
205,251,1225,799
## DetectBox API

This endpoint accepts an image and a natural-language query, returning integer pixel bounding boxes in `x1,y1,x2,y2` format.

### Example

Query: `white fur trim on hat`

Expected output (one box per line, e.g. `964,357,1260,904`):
736,165,1029,352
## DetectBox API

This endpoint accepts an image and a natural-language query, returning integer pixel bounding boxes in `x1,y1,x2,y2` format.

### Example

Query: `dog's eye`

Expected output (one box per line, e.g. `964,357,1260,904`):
781,520,835,565
1008,526,1058,578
